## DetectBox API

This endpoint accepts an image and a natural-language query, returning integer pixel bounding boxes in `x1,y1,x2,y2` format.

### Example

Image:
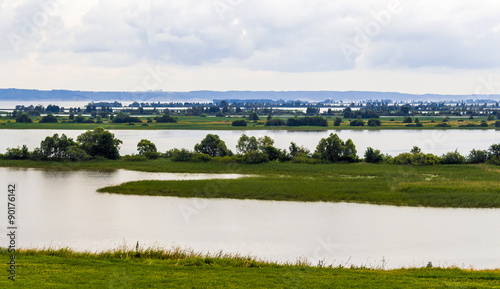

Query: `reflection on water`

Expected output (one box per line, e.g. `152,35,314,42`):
0,129,499,157
0,167,499,269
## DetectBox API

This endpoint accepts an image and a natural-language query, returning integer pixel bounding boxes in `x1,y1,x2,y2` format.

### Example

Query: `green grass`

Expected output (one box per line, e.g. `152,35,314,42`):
97,164,500,208
1,248,499,288
1,115,498,130
2,158,497,208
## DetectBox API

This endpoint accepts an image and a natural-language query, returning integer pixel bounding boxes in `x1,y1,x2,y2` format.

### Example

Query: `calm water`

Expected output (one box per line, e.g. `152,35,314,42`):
0,167,499,269
0,129,498,156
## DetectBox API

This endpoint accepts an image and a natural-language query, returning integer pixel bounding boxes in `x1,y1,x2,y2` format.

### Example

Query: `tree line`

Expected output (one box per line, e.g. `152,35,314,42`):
2,128,499,166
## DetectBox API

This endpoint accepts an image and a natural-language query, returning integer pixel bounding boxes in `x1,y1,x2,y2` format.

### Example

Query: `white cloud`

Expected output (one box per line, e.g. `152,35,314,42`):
2,0,500,93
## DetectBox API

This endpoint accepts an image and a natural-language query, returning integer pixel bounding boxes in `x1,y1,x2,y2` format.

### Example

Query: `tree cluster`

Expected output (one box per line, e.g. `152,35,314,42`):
1,128,122,161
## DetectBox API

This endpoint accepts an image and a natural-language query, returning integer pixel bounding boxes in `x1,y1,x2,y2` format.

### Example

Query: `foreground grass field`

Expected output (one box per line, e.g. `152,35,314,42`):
1,248,499,288
2,159,500,208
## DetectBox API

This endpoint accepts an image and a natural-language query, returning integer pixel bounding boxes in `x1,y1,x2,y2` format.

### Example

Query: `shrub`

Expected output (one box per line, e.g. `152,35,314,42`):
390,152,441,165
143,151,160,160
291,156,321,164
112,113,142,123
262,145,288,161
265,119,285,126
192,153,212,162
156,114,177,123
4,145,30,160
495,121,500,128
168,149,193,162
242,151,268,164
467,149,488,164
249,112,259,121
402,117,412,123
489,144,500,164
286,116,328,127
121,155,148,162
440,150,466,164
349,119,364,126
75,115,85,123
16,113,33,123
364,147,383,163
232,119,247,127
435,122,450,127
333,117,342,126
39,114,58,123
367,119,381,127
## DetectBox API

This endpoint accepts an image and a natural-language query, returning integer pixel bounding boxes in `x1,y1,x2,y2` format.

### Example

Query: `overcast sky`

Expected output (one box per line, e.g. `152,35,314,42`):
2,0,500,94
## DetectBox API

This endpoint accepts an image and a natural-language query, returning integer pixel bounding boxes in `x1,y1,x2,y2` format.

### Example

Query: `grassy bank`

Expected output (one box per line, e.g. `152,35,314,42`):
1,115,498,130
2,159,499,208
1,248,499,288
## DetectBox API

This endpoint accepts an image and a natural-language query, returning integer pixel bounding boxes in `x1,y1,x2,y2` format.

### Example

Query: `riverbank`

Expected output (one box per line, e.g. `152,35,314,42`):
2,159,499,208
1,248,498,288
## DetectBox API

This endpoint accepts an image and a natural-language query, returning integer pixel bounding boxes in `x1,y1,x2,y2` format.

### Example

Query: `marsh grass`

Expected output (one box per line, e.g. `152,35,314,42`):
1,247,499,288
96,162,500,208
2,159,499,208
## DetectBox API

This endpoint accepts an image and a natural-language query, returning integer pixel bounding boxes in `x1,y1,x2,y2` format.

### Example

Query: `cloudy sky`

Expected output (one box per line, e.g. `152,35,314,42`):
2,0,500,94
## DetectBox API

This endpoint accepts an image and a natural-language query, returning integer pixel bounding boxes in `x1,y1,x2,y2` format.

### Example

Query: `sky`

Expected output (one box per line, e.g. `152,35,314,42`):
2,0,500,95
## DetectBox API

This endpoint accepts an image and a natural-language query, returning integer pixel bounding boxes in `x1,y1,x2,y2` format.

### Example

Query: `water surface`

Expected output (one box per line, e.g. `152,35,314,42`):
1,129,498,157
0,167,498,269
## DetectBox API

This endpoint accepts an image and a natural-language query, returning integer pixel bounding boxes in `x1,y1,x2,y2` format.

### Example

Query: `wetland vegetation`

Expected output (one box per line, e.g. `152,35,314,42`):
1,247,499,288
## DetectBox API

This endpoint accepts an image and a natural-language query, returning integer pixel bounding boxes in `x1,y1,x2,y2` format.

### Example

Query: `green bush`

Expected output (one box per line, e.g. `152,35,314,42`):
122,155,148,162
232,119,247,127
265,119,285,126
39,114,58,123
112,113,142,123
441,150,466,164
242,151,268,164
16,113,33,123
4,145,30,160
168,149,193,162
364,147,383,163
467,149,488,164
402,117,412,123
367,118,381,127
143,151,160,160
390,152,441,165
156,114,177,123
349,119,364,127
192,153,212,162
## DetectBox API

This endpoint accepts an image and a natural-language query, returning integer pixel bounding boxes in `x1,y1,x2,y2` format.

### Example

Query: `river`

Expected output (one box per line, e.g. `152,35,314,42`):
0,167,499,269
1,129,499,156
